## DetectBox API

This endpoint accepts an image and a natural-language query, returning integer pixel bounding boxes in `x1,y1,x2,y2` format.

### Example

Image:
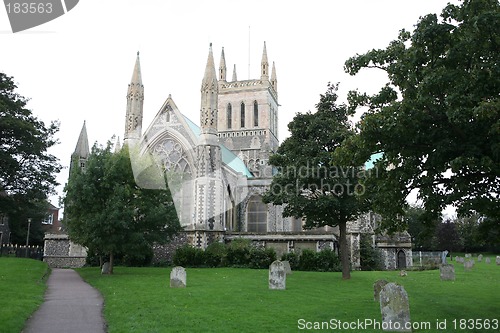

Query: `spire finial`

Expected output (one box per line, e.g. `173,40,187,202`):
219,47,227,81
261,41,269,80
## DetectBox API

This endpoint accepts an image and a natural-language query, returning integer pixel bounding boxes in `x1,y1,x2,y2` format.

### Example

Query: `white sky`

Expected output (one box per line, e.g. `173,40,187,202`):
0,0,458,215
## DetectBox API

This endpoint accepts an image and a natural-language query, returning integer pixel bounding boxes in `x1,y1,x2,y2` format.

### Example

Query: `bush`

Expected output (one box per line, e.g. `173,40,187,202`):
226,238,251,267
298,249,318,271
173,244,204,267
204,242,227,267
315,248,341,272
359,234,383,271
249,247,276,269
281,252,299,270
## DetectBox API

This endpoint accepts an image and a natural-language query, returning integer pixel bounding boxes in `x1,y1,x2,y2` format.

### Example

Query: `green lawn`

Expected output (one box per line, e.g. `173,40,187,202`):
0,258,49,333
77,259,500,333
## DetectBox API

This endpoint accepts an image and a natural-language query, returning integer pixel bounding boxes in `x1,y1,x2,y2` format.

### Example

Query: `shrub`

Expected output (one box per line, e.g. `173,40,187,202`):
204,242,227,267
315,248,341,272
249,247,277,269
298,249,318,271
173,244,204,267
359,234,383,271
281,252,299,270
226,238,251,267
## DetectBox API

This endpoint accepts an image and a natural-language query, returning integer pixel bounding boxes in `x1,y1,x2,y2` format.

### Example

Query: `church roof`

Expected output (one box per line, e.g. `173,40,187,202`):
182,115,253,178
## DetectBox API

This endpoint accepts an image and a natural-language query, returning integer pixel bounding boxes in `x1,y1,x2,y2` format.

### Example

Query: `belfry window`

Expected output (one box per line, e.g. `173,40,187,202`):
240,102,245,128
253,101,258,127
247,195,267,232
227,103,232,129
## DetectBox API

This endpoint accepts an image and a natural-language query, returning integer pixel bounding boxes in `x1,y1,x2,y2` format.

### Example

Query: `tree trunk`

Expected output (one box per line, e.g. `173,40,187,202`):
109,252,114,275
339,222,351,279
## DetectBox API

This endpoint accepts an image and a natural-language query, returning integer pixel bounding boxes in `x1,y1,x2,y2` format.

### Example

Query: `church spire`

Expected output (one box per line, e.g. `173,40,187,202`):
219,47,227,81
271,61,277,94
232,64,237,82
70,121,90,173
200,43,218,139
73,121,89,159
124,51,144,146
260,41,269,80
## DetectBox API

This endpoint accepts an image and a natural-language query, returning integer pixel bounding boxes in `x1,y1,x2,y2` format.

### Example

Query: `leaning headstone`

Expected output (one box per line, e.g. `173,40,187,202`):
269,260,286,290
477,254,483,262
170,266,186,288
379,283,411,332
440,264,455,281
373,279,389,301
101,262,110,274
485,257,491,264
464,260,473,271
282,260,292,275
496,256,500,265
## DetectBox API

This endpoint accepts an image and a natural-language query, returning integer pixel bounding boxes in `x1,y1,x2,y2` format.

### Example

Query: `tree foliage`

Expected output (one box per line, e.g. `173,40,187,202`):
263,84,370,279
0,72,61,242
342,0,500,226
63,143,181,273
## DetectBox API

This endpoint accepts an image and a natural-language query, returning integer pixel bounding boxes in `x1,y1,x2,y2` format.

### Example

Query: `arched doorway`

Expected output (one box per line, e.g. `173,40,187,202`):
397,250,406,269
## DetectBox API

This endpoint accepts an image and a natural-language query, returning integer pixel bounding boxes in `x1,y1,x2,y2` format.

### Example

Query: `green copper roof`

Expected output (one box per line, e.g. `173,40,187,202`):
183,116,253,178
365,152,384,169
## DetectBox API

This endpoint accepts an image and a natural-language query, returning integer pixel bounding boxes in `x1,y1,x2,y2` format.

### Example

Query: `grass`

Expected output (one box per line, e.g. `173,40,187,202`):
0,258,49,333
77,259,500,333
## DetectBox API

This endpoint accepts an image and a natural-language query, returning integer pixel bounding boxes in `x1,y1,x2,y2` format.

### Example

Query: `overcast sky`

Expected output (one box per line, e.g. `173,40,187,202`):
1,0,458,214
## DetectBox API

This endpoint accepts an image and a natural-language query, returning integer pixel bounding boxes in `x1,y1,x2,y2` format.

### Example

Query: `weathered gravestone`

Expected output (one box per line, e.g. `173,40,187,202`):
282,260,292,275
485,257,491,264
269,260,286,290
170,266,186,288
379,283,411,332
374,279,389,301
464,260,473,271
439,264,455,281
496,256,500,265
478,254,483,262
455,256,460,262
465,253,472,258
101,262,110,274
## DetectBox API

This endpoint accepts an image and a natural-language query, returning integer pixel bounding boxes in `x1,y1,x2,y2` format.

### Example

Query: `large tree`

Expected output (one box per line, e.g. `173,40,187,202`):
343,0,500,226
63,143,181,273
263,84,369,279
0,72,61,242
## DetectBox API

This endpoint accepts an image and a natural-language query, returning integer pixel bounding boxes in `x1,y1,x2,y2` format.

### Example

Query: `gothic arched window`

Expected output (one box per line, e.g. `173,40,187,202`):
240,102,245,128
247,195,267,232
227,103,232,129
253,101,258,127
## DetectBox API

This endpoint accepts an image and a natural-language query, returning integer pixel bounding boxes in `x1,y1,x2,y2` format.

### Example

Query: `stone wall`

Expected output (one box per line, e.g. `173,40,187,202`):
43,234,87,268
151,232,188,265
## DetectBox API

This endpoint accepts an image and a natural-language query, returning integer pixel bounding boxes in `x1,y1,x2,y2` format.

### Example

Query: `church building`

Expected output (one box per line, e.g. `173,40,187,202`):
71,43,412,270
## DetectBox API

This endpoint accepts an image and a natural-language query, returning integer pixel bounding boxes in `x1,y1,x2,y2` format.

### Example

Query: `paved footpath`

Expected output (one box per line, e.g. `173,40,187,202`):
23,268,106,333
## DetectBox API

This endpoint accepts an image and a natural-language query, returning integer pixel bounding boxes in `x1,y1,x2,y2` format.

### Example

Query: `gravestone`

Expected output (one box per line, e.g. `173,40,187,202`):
441,250,449,264
379,283,411,332
439,264,455,281
496,256,500,265
282,260,292,275
170,266,186,288
101,262,110,274
485,257,491,264
478,254,483,262
464,260,473,271
465,253,472,258
373,279,389,301
455,256,459,262
269,260,286,290
399,270,407,277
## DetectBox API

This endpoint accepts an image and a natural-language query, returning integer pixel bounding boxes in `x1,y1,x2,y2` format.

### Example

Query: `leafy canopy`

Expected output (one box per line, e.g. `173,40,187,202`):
0,72,61,242
263,83,370,279
63,143,181,270
343,0,500,224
